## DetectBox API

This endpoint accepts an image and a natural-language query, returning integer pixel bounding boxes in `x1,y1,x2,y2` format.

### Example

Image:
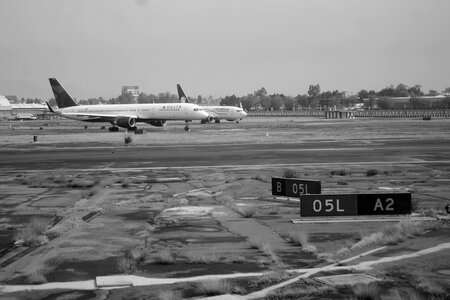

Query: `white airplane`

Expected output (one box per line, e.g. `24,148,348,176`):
47,78,212,132
177,84,247,124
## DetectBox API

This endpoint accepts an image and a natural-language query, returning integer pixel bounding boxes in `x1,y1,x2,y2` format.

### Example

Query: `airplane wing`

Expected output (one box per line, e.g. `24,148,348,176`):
207,111,219,118
60,112,138,122
202,108,218,118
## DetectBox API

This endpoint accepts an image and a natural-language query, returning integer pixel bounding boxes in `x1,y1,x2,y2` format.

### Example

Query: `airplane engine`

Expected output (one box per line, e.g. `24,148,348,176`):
116,117,136,130
147,120,167,127
200,116,214,124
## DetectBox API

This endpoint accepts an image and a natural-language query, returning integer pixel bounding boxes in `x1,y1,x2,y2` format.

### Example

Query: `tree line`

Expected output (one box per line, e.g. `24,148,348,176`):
221,84,450,111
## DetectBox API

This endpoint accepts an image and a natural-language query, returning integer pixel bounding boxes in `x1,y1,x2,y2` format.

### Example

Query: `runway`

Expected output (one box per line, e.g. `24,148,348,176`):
1,138,449,171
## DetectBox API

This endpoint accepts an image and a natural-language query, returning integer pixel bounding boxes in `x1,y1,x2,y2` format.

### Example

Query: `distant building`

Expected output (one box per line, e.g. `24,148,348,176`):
363,95,449,109
0,95,12,119
0,95,47,119
122,86,139,102
5,95,18,104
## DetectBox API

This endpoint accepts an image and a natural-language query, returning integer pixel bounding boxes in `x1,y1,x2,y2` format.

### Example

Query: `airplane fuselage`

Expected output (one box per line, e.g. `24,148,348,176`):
56,103,209,122
201,106,247,121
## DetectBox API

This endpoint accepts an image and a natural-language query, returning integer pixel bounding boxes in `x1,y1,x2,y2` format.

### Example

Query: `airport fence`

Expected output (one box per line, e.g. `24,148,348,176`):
248,109,450,118
248,110,325,117
352,109,450,118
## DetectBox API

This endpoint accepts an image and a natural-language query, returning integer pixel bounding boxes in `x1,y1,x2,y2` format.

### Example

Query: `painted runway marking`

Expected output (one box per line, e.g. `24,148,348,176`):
2,159,450,174
2,243,449,297
291,216,437,224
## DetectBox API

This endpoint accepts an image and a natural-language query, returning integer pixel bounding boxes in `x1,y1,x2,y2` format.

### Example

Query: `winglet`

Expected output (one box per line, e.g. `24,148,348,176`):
48,78,78,108
177,84,190,103
46,102,55,113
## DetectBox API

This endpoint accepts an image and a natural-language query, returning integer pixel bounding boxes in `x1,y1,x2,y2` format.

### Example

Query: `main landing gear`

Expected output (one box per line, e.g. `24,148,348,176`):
108,126,137,132
184,120,190,132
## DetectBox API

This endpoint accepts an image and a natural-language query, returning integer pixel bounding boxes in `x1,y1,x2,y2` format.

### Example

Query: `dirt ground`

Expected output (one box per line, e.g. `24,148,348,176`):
0,117,449,299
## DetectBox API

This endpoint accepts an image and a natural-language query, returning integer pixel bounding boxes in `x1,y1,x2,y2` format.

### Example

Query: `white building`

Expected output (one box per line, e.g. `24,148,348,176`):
0,95,47,119
122,86,139,102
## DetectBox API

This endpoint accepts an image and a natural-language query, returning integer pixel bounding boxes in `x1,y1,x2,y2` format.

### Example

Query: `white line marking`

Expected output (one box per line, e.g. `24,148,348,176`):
3,160,450,174
291,216,437,224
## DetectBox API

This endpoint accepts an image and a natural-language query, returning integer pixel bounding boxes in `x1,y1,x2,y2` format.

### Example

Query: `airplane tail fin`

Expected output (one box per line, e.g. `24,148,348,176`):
177,84,190,103
49,78,78,108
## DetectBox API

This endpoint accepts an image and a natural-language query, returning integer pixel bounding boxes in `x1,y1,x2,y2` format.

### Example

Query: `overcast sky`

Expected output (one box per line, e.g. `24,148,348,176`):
1,0,449,100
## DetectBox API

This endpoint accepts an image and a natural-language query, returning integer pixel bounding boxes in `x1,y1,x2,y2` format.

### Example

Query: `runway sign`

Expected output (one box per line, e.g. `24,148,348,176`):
300,193,412,217
271,177,286,196
357,193,412,215
271,177,321,197
300,194,357,217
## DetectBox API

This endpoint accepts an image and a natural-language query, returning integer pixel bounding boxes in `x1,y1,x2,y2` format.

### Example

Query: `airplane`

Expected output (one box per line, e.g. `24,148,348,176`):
47,78,212,132
177,84,247,124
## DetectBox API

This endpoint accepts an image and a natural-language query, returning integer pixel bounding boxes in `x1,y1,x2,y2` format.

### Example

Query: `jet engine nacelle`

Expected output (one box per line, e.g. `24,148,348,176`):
146,120,167,127
200,116,215,124
116,117,136,130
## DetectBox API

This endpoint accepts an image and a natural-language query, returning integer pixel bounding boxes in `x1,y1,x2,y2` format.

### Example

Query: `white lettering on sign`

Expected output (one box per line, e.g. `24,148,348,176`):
374,198,395,211
292,183,308,195
277,181,282,193
313,199,322,212
312,199,344,213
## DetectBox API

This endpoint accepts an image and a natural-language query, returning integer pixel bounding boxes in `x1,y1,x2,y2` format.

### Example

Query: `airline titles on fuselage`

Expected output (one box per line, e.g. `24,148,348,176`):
160,105,182,111
72,105,187,114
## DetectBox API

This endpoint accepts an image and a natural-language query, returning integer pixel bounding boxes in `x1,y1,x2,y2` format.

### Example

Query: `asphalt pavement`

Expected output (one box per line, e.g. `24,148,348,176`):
1,139,449,171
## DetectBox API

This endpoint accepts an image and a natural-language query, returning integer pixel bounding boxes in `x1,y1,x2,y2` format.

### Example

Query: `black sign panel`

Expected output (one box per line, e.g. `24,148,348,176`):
357,193,412,215
271,177,287,196
272,177,321,197
300,194,357,217
285,179,321,197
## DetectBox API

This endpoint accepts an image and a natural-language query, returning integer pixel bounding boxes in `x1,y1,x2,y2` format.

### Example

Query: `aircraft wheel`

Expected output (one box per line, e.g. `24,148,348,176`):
184,125,190,132
109,126,119,132
215,120,220,124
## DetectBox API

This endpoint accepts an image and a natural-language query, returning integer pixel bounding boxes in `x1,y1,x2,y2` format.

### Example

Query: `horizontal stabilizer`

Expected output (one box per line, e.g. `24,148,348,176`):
45,102,55,113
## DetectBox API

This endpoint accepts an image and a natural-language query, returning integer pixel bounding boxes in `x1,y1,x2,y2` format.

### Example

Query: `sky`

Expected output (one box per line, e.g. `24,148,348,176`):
1,0,450,100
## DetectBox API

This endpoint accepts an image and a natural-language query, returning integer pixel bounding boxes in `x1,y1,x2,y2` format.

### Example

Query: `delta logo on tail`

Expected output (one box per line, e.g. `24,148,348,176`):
177,84,189,103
